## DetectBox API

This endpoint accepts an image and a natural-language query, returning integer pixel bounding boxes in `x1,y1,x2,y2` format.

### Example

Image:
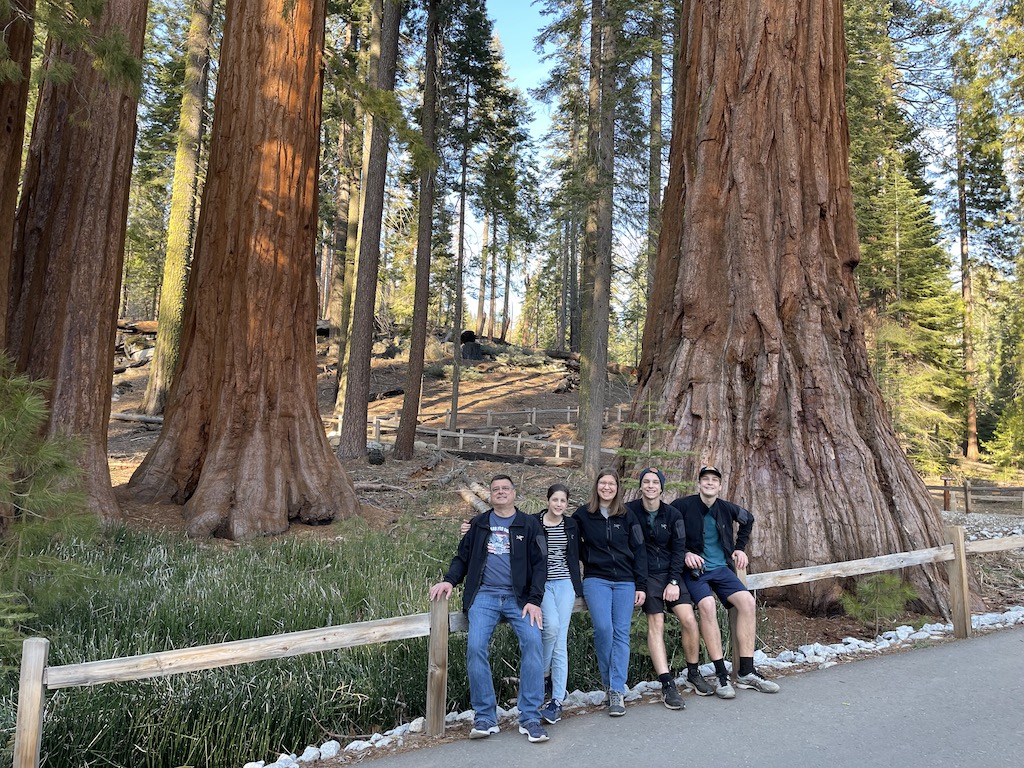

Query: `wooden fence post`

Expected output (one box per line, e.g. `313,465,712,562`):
945,525,971,640
14,636,49,768
963,480,971,515
426,599,450,737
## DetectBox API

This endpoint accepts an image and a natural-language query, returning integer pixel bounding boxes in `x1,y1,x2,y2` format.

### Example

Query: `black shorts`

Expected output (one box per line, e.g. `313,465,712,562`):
643,572,692,615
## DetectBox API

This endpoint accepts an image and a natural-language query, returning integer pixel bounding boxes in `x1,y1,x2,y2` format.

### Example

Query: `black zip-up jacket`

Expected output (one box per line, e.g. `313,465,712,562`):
442,508,546,613
533,511,584,596
670,494,754,569
572,504,648,585
625,499,686,582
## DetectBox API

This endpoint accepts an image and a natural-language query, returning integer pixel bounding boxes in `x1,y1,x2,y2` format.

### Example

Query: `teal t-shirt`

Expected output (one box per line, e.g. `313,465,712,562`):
701,506,728,571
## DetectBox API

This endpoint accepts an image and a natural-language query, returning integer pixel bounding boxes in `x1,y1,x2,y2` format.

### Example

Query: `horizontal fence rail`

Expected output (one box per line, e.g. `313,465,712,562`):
925,481,1024,515
13,528,1024,768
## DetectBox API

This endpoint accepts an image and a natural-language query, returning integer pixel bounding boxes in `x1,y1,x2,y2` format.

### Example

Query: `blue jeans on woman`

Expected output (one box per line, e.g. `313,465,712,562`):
583,577,635,693
540,578,576,702
466,591,544,727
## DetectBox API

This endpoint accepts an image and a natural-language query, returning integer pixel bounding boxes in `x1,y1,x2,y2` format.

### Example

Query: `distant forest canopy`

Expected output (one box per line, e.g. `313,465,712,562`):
4,0,1022,481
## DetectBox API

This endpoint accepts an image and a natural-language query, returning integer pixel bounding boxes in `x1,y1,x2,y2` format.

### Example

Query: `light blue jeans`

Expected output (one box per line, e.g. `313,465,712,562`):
541,578,576,702
583,577,635,693
466,591,544,726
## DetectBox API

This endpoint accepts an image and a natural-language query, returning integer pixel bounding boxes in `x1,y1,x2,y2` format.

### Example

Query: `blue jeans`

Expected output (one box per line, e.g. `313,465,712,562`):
541,578,576,702
466,591,544,726
583,577,635,693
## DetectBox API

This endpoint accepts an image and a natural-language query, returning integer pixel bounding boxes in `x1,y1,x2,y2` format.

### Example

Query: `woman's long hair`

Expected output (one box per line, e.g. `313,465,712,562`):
586,468,625,517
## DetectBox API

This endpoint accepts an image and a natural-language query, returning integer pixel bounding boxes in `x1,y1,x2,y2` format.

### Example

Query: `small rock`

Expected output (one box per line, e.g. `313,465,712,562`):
345,740,373,752
297,746,320,763
319,741,341,759
408,717,425,733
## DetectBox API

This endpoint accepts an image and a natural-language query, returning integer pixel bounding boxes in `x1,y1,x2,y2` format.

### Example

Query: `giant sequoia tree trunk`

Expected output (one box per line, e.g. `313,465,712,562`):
129,0,358,539
627,0,949,613
6,0,148,517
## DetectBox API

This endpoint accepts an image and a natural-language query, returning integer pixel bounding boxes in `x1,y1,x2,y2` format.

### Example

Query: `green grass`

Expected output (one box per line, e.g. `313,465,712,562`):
1,513,737,766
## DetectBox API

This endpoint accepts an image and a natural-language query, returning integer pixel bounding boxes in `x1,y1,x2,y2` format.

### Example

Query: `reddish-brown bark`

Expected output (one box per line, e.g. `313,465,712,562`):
129,0,358,538
1,0,36,347
628,0,949,612
6,0,148,518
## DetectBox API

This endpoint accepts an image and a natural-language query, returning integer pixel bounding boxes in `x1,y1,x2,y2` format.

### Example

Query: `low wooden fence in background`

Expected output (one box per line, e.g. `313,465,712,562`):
926,480,1024,515
13,526,1024,768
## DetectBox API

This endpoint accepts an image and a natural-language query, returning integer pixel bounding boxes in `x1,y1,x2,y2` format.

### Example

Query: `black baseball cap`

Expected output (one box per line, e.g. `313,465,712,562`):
698,465,722,479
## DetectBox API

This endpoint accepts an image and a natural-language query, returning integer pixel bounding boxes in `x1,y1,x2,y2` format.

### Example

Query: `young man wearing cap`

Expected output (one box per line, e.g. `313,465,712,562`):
626,468,716,709
670,465,780,697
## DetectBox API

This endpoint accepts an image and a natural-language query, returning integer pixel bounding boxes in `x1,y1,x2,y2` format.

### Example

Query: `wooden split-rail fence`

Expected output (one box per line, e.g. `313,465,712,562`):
926,480,1024,515
13,526,1024,767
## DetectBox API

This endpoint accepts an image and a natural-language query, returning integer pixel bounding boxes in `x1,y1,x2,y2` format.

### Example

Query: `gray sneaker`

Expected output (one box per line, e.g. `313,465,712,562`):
715,678,736,699
608,689,626,717
736,671,780,693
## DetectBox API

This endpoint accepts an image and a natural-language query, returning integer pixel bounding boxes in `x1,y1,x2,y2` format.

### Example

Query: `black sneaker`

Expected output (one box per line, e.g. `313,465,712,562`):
662,684,685,710
684,673,715,697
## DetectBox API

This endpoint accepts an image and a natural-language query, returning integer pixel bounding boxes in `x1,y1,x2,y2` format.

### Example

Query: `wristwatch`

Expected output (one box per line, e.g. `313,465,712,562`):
668,579,679,586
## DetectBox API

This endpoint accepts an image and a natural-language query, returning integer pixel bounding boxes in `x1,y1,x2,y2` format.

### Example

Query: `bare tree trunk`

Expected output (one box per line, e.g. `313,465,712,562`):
450,99,470,432
581,0,615,478
500,221,512,341
556,220,568,351
0,0,35,348
629,0,948,613
577,0,602,445
337,0,402,459
326,49,356,364
129,0,358,539
394,0,440,460
7,0,148,517
143,0,215,415
475,212,488,336
955,102,980,461
486,217,498,340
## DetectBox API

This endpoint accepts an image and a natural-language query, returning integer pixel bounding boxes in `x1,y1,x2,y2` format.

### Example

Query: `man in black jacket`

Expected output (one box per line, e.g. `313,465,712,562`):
429,475,550,743
626,467,715,709
671,466,780,698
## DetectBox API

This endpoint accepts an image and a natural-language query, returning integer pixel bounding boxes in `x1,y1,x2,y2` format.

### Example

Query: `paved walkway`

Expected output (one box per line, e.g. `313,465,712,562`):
361,625,1024,768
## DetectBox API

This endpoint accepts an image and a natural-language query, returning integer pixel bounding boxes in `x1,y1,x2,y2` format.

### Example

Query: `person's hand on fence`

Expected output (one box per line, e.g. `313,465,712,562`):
429,581,453,601
522,602,543,628
732,549,749,571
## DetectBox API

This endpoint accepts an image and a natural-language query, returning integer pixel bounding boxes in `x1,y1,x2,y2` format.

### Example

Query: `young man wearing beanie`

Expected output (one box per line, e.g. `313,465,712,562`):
670,465,780,697
626,467,716,708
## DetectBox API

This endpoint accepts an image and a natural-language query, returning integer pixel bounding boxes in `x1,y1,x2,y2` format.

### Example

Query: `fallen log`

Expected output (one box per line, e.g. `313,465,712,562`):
443,449,578,468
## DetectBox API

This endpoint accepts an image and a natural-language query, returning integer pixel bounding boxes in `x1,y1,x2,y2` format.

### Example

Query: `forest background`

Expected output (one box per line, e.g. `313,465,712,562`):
2,0,1024,764
113,0,1024,477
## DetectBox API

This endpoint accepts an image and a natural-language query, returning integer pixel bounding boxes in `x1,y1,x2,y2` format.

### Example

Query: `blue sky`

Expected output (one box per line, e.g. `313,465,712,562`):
488,1,553,138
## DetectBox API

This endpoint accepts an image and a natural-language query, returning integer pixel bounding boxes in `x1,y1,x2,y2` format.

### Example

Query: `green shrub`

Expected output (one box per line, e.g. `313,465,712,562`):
840,573,917,636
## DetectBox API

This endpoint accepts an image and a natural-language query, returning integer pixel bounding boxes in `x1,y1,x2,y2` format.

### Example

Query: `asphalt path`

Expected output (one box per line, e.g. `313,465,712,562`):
359,625,1024,768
